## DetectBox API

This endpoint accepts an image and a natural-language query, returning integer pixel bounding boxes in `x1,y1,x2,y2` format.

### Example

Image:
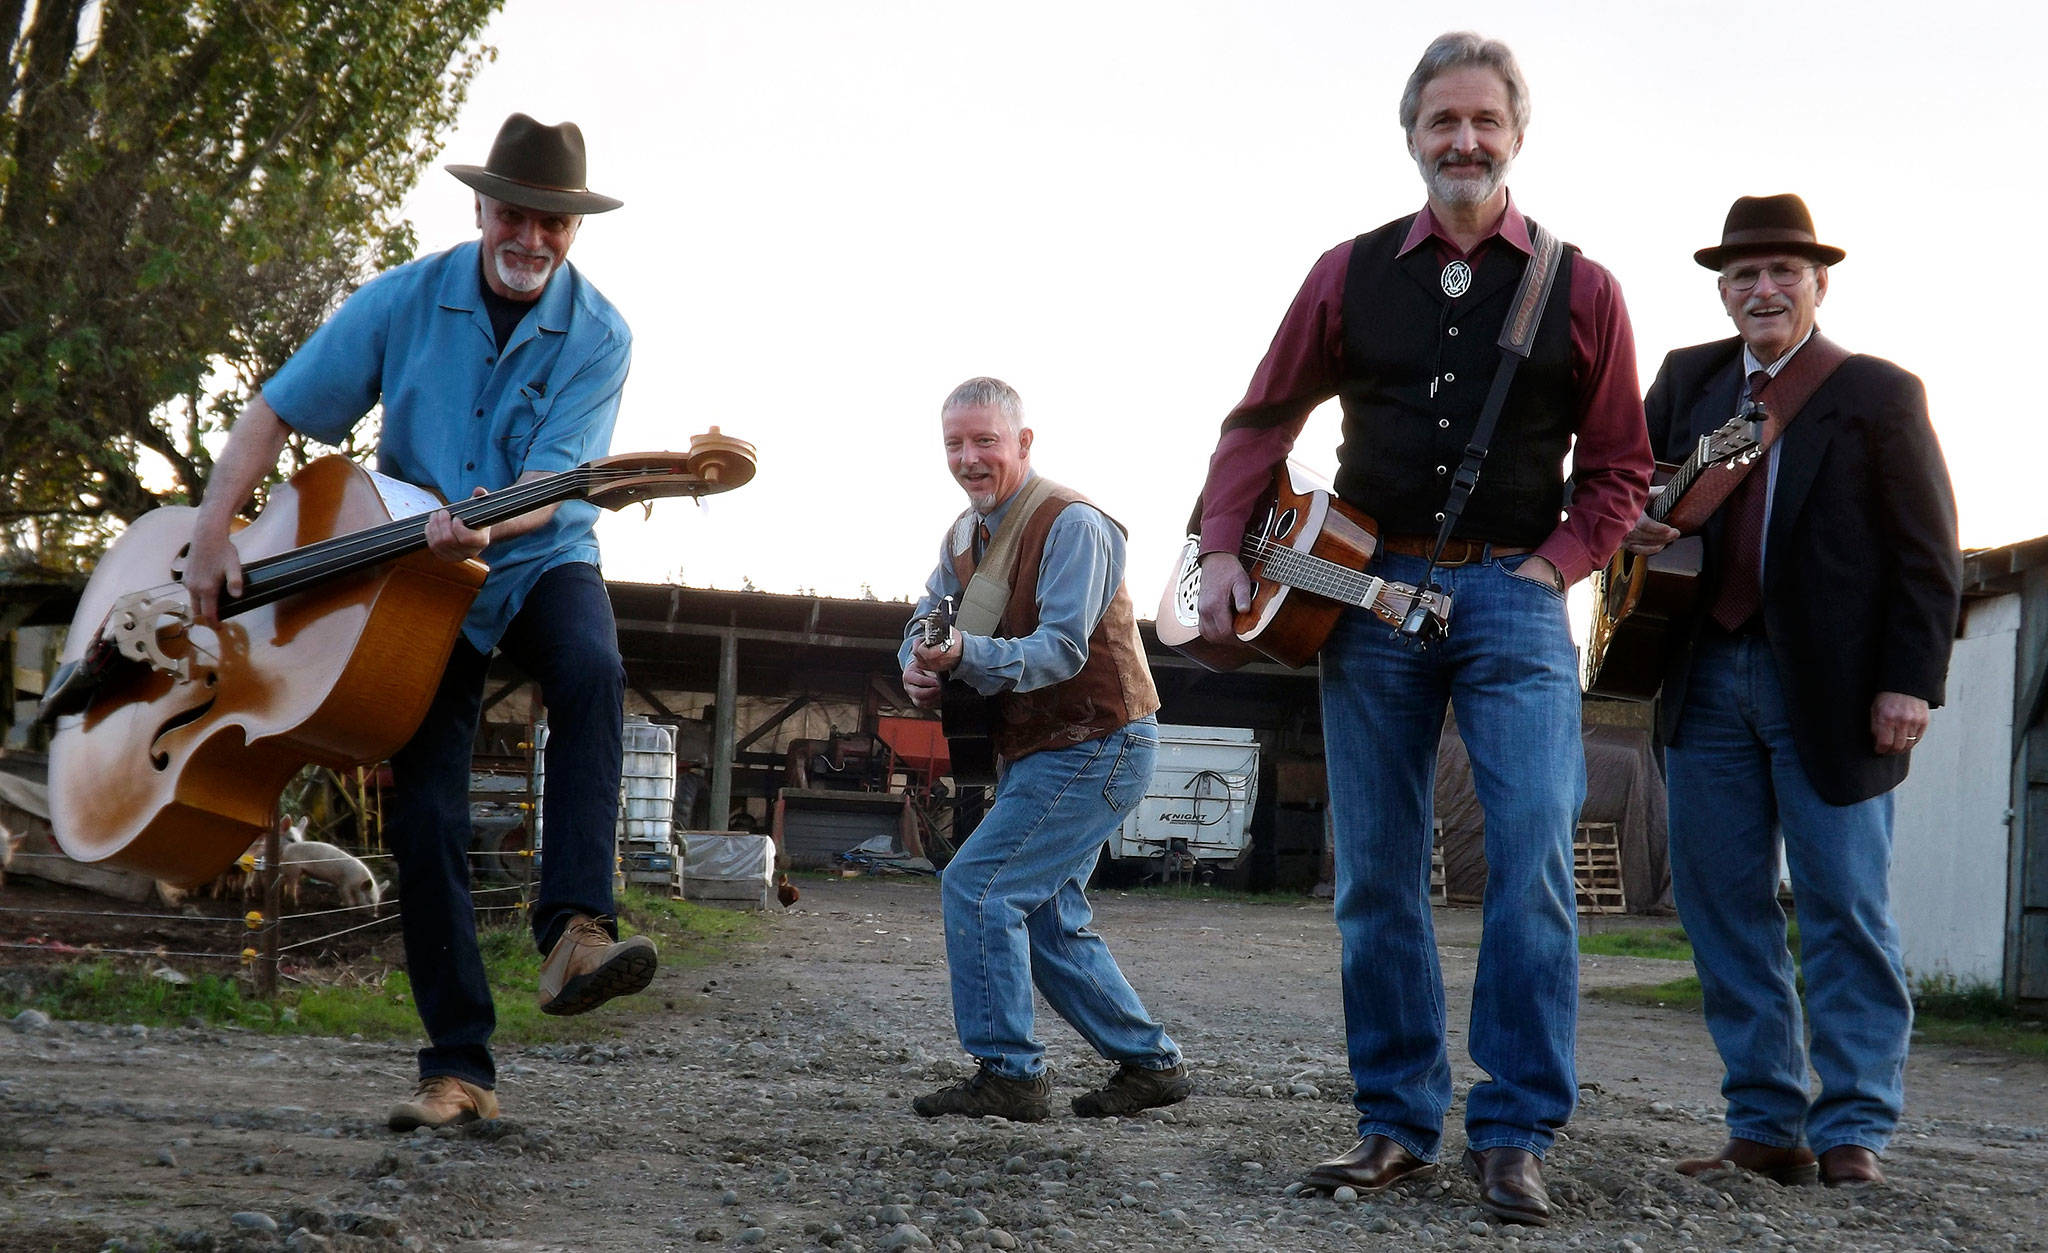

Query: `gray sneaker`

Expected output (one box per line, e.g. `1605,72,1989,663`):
1072,1061,1193,1118
912,1065,1053,1121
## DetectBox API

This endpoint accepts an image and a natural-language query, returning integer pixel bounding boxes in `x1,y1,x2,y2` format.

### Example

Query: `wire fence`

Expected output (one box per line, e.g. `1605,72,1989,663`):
0,846,542,988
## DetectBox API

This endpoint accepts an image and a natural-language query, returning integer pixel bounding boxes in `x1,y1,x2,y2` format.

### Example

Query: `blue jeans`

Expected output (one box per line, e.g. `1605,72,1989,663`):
940,718,1182,1080
1666,632,1908,1156
1321,551,1584,1160
388,561,626,1087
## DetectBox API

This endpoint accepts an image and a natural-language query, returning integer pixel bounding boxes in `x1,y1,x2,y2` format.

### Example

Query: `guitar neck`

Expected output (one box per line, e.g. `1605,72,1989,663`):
1239,533,1382,609
1650,436,1729,524
227,468,597,617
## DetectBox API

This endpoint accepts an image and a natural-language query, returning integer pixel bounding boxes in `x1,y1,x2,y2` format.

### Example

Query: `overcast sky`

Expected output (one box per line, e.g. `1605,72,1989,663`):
397,0,2046,619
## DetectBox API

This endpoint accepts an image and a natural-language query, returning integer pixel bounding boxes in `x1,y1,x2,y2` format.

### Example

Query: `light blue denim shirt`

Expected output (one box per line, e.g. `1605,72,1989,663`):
263,240,632,651
900,475,1124,695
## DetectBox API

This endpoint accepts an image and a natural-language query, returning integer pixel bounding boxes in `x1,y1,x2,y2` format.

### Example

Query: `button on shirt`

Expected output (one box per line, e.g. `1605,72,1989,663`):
263,241,633,651
900,475,1124,695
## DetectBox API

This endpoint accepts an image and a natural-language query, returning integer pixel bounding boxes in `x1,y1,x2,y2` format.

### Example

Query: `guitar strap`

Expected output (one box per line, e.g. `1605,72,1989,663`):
950,474,1063,636
1661,333,1851,535
1420,221,1565,572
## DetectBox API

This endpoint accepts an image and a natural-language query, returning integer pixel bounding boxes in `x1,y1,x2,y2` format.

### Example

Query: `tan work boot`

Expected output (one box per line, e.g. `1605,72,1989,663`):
387,1075,499,1131
537,914,658,1016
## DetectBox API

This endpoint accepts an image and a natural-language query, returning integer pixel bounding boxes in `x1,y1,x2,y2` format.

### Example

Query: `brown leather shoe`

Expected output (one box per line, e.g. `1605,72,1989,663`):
1303,1135,1435,1193
387,1075,499,1131
1463,1147,1551,1226
537,914,658,1016
1675,1137,1819,1186
1819,1145,1886,1187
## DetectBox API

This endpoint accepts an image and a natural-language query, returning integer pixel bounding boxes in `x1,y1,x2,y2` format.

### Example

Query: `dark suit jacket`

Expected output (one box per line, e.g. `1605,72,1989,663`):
1644,335,1962,805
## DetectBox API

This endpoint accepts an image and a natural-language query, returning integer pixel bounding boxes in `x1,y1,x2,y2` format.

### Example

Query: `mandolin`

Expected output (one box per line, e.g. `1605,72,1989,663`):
41,436,755,884
1583,412,1762,700
1153,462,1451,672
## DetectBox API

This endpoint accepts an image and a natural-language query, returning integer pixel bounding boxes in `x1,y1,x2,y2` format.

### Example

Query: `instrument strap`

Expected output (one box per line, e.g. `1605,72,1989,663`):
1661,333,1851,534
952,474,1063,636
1420,221,1565,576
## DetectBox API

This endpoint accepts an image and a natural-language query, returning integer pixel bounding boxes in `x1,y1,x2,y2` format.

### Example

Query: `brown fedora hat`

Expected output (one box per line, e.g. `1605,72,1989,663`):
447,113,622,214
1694,193,1844,270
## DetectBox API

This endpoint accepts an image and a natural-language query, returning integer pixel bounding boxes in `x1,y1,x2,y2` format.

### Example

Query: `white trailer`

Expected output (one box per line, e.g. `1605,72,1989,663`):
1108,724,1260,874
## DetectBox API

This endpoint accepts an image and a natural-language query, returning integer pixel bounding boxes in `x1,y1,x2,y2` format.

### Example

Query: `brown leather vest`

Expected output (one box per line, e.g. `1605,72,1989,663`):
948,483,1160,762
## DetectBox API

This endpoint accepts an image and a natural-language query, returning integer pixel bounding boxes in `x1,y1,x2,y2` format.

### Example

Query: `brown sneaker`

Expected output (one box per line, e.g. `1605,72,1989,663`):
1072,1061,1193,1118
387,1075,499,1131
911,1065,1053,1121
537,914,658,1016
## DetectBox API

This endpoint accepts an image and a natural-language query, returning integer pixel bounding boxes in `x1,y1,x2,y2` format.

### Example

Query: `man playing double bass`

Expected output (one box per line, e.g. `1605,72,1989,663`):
184,114,655,1130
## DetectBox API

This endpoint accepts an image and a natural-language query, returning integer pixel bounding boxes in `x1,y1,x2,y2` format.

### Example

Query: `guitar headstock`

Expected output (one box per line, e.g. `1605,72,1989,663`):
581,429,758,511
919,596,958,650
1699,413,1764,470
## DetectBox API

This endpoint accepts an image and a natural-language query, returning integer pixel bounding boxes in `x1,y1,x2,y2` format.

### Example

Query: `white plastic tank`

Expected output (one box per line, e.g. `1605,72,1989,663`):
530,717,679,864
618,716,677,847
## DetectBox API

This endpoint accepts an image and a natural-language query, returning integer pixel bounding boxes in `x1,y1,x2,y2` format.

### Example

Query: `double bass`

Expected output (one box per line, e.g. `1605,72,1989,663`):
39,433,755,885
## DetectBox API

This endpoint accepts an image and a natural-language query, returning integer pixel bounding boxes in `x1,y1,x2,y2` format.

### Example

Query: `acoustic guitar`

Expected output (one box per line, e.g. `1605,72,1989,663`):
1583,413,1763,700
40,436,756,885
1153,462,1451,672
914,595,999,786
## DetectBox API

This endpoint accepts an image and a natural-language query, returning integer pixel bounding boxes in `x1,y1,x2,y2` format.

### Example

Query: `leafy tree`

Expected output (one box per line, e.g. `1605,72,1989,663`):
0,0,502,571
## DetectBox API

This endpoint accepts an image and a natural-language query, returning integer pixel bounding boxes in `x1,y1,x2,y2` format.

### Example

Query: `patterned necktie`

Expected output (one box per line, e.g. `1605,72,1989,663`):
1708,371,1775,632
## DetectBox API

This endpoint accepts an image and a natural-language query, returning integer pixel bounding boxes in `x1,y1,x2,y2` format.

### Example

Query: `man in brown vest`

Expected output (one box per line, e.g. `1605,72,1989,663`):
899,376,1190,1122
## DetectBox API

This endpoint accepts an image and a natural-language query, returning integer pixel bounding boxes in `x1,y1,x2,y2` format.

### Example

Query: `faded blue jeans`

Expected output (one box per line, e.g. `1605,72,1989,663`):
1666,631,1909,1157
1321,550,1584,1161
940,717,1182,1080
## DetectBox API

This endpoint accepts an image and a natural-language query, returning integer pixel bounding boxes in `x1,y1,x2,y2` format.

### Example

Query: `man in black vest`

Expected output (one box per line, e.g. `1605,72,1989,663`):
1196,32,1651,1225
1626,194,1961,1189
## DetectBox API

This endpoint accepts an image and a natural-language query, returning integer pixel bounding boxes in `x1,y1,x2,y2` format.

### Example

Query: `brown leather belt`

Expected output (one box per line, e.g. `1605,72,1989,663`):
1379,534,1533,566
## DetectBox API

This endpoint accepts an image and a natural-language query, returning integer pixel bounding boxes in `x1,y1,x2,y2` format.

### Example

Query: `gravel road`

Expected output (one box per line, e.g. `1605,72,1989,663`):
2,876,2043,1252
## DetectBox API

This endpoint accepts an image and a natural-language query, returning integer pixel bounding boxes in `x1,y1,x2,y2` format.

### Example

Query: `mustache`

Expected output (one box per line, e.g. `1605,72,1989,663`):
497,242,555,265
1435,153,1494,172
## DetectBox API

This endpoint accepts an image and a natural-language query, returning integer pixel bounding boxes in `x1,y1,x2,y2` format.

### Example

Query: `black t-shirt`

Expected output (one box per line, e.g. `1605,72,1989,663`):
477,260,535,351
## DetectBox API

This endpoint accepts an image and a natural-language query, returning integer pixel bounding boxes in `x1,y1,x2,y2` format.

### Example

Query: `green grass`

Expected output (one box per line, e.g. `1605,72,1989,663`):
1589,969,2048,1059
1590,975,1706,1010
0,888,757,1043
1577,926,1694,961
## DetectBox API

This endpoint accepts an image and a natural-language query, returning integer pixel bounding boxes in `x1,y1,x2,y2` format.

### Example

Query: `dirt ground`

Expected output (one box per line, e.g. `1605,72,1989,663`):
2,875,2044,1253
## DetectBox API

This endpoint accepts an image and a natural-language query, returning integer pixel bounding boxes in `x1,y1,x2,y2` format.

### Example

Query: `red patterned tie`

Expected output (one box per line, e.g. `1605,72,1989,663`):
1708,371,1774,632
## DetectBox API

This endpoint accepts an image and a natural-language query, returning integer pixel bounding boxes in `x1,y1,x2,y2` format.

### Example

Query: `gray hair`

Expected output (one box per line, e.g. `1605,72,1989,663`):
1397,32,1530,134
940,376,1024,433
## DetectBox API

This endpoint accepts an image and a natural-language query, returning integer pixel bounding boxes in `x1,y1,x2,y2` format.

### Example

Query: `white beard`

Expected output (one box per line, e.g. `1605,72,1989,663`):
493,245,555,294
1420,152,1510,207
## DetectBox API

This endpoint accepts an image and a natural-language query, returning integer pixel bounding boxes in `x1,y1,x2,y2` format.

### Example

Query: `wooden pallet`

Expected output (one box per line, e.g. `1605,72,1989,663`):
1429,819,1448,905
1573,821,1625,914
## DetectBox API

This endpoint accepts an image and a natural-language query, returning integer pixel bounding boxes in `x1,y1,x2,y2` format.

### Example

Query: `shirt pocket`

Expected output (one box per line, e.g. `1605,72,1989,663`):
497,383,555,455
1102,729,1159,813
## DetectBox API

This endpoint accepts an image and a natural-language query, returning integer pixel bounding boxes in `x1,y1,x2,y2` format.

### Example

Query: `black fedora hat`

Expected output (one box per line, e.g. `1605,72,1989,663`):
1694,193,1844,270
447,113,622,215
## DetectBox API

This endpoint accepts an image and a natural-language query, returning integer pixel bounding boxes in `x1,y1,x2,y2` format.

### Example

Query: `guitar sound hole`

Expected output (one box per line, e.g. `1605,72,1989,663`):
1274,508,1297,540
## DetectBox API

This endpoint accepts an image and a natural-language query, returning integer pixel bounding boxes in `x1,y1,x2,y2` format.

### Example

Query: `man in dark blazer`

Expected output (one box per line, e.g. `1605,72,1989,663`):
1625,194,1961,1189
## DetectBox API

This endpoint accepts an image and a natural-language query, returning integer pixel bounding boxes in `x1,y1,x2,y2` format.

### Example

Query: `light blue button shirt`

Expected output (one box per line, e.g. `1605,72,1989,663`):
263,240,632,651
900,475,1124,696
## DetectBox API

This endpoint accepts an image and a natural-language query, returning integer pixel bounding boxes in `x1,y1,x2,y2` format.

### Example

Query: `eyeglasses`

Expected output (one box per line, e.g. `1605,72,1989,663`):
1722,261,1814,292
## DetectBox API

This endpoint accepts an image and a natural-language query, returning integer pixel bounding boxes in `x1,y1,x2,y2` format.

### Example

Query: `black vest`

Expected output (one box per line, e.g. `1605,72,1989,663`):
1335,214,1579,545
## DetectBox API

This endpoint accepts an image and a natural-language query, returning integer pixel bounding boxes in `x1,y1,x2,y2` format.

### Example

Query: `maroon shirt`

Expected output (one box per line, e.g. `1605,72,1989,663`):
1199,196,1651,585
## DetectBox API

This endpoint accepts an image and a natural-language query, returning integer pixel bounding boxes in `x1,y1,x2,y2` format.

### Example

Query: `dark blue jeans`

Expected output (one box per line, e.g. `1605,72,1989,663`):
388,561,625,1087
1320,550,1585,1160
